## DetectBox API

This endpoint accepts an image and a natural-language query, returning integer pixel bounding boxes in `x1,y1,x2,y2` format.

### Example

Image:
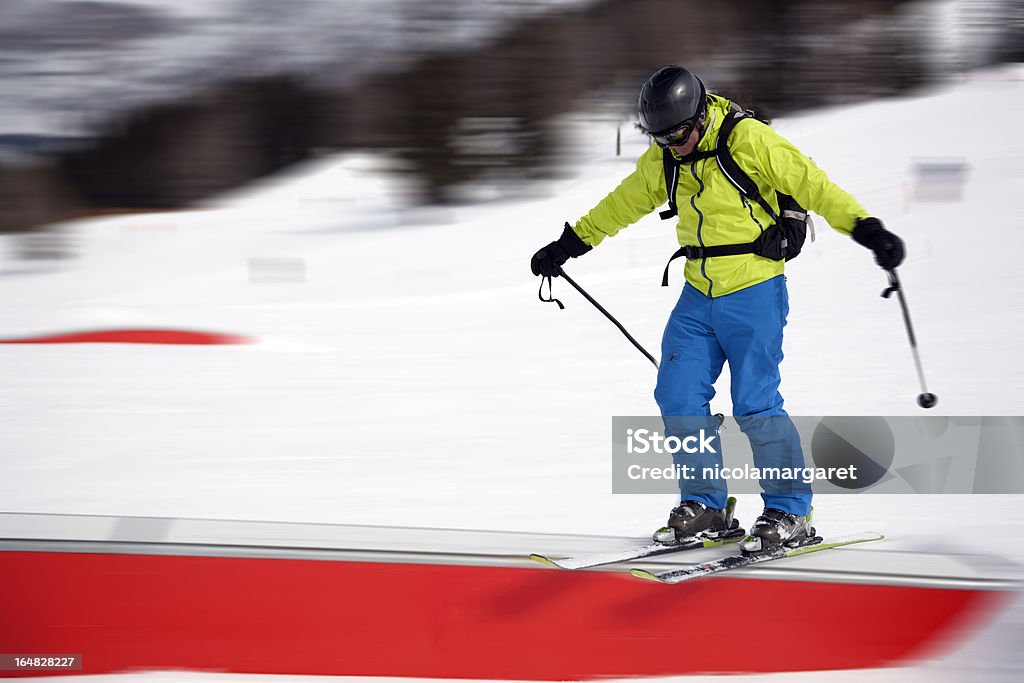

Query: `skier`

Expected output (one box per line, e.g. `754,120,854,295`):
530,65,904,553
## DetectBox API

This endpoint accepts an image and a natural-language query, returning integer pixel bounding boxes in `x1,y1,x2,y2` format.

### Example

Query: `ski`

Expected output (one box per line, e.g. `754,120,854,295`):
530,529,743,570
629,531,884,584
531,496,743,570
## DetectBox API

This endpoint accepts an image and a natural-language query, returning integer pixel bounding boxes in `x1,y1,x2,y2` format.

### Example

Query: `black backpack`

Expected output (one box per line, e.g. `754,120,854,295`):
659,104,814,287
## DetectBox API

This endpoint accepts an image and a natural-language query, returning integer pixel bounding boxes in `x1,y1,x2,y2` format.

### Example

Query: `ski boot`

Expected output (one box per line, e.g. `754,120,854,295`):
739,507,822,555
653,496,745,546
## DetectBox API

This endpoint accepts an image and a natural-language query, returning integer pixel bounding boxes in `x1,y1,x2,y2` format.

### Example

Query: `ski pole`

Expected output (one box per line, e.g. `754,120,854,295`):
540,268,726,428
880,268,937,409
542,266,659,369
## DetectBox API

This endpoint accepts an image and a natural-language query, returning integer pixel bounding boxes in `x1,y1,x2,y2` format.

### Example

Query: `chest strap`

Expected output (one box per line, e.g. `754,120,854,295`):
660,242,758,287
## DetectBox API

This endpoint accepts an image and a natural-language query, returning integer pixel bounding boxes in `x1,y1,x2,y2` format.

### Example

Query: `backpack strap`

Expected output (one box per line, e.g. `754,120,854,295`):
714,109,779,223
658,148,682,220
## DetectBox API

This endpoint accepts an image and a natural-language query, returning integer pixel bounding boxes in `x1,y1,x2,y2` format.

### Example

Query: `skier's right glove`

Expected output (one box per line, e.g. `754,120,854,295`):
530,222,592,277
852,217,905,270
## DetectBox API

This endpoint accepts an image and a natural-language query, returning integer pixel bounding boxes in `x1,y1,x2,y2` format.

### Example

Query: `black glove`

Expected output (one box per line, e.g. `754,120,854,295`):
852,217,905,270
530,222,592,277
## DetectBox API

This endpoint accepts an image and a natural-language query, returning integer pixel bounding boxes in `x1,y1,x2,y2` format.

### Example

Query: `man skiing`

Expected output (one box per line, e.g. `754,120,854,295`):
530,65,904,553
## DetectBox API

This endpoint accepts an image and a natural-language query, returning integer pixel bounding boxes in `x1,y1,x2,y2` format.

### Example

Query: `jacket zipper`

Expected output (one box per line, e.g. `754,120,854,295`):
689,162,712,297
742,196,765,233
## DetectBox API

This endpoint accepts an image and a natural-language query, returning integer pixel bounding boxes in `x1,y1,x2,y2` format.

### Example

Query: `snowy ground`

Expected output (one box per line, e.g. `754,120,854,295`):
2,64,1024,679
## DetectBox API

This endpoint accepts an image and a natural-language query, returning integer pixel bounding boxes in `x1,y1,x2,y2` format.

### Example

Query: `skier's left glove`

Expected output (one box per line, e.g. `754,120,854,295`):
530,222,592,277
852,217,905,270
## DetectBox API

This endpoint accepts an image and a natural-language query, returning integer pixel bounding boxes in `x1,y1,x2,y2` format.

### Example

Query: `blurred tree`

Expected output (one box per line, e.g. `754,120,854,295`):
2,0,982,230
56,76,326,209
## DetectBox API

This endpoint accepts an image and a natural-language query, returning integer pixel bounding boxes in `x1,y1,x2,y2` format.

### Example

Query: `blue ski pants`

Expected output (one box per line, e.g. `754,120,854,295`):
654,275,812,516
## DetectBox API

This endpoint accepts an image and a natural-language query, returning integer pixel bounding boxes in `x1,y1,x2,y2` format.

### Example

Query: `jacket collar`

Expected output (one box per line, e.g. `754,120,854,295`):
670,94,731,162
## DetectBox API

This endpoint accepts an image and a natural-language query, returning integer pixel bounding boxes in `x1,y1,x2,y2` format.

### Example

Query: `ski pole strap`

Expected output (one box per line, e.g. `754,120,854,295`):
881,268,901,300
661,243,757,286
538,274,564,309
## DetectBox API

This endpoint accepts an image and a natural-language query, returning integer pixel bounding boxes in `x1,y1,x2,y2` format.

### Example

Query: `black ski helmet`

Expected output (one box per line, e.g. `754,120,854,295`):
637,66,707,135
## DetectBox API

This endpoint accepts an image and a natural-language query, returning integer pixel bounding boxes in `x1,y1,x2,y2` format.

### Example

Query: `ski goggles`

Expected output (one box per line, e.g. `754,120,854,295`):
651,110,706,148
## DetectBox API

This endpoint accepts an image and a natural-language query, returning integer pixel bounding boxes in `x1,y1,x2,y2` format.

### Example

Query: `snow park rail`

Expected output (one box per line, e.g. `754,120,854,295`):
0,513,1019,679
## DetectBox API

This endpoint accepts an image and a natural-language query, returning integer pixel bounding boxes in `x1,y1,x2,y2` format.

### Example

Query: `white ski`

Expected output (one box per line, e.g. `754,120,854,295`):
530,530,742,570
531,495,743,570
630,532,884,584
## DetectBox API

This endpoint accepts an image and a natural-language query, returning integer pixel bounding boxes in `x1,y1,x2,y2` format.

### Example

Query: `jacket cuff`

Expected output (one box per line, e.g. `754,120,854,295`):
559,222,593,258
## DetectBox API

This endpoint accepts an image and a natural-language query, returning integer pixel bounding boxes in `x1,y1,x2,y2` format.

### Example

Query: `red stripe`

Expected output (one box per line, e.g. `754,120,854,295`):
0,330,248,345
0,551,1005,679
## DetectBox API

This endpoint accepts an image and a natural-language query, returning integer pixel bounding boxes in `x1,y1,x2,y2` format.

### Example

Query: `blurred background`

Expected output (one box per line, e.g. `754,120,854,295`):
0,0,1021,235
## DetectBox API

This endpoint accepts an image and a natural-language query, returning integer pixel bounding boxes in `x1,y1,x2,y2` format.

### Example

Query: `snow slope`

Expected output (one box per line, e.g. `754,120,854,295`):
1,64,1023,568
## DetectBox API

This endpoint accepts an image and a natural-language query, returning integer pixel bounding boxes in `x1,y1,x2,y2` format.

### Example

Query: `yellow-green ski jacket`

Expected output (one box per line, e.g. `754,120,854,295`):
572,94,870,297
